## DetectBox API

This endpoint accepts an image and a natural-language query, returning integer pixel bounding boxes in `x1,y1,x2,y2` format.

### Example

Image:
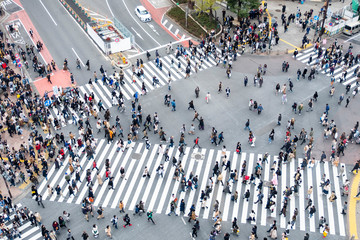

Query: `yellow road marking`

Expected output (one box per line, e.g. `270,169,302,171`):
350,170,360,239
288,43,313,53
279,38,298,48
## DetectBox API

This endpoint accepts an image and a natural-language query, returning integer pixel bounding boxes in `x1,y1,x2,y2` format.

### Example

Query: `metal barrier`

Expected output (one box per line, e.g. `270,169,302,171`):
113,18,135,46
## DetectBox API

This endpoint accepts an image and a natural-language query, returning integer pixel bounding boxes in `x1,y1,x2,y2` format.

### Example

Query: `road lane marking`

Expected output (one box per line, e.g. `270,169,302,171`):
57,0,108,60
344,32,360,42
105,0,115,17
131,27,144,40
71,48,85,67
128,37,192,58
119,0,161,46
39,0,57,26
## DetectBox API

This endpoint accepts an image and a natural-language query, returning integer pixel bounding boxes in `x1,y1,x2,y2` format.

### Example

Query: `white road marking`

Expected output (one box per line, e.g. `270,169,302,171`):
163,19,168,26
168,24,173,31
39,0,57,26
71,48,85,67
174,29,179,36
128,37,192,59
131,27,144,40
344,32,360,42
120,0,161,46
105,0,115,17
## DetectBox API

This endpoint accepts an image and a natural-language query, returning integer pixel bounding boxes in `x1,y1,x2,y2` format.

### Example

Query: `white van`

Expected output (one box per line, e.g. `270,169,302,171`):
343,21,360,35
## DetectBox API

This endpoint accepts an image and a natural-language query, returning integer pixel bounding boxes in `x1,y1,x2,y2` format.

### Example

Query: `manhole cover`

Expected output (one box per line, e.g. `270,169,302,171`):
191,152,205,161
275,9,281,12
132,153,141,160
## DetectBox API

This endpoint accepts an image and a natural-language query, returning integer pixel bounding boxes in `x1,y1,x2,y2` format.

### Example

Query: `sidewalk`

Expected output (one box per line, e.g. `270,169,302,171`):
215,0,351,54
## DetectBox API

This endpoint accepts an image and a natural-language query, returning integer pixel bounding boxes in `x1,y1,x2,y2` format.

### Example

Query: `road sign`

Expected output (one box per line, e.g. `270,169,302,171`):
16,58,20,63
115,38,119,42
15,53,19,58
329,22,333,26
18,63,21,68
314,15,319,21
44,99,52,107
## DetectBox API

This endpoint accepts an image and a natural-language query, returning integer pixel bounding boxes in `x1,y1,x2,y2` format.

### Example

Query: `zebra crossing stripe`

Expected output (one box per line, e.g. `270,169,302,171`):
147,61,168,85
280,160,287,229
306,159,316,232
203,150,222,219
233,152,245,223
122,73,137,96
195,149,214,217
260,154,270,226
147,147,176,212
162,56,182,79
298,159,306,231
108,145,135,208
43,154,71,200
122,146,150,209
75,139,106,204
249,154,262,225
212,151,231,220
315,161,324,233
90,82,111,108
63,152,88,203
163,147,191,215
270,156,278,219
93,145,119,206
324,162,335,235
126,145,157,210
289,158,296,229
181,148,206,216
111,144,143,208
332,164,346,236
241,153,255,224
99,146,125,207
141,146,173,210
222,153,238,222
176,148,198,215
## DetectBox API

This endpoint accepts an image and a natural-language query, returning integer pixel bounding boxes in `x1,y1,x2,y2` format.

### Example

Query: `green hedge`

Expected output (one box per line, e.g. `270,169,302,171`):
192,12,218,32
167,5,207,39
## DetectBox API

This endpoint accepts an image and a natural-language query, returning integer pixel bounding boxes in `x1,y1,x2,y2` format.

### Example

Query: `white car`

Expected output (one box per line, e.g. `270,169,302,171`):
135,6,151,22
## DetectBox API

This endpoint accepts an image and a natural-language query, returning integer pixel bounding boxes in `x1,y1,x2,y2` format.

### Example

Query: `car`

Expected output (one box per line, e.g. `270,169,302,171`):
135,6,151,22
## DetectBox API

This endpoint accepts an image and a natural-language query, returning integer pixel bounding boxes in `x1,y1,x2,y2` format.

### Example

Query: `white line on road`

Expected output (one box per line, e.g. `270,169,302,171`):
71,48,85,67
17,19,47,65
57,0,108,60
344,32,360,42
131,27,144,40
39,0,57,26
120,0,161,46
105,0,115,17
128,37,192,58
181,217,186,225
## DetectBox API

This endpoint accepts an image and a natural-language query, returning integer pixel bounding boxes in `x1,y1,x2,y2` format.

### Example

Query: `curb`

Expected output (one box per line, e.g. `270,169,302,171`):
58,0,89,31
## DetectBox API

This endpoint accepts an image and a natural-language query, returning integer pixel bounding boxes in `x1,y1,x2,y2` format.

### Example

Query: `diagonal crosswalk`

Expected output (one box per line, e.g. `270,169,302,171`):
295,47,360,90
36,140,348,236
0,203,43,240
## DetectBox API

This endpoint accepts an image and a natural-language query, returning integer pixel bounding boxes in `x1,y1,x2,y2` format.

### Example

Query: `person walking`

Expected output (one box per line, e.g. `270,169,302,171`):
66,229,75,240
147,210,155,224
225,87,230,98
105,225,112,239
123,214,132,228
111,215,118,229
193,137,201,149
244,119,251,131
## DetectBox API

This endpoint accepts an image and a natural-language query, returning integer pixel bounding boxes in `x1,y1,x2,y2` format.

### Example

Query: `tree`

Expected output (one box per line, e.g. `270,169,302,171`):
227,0,260,20
195,0,219,20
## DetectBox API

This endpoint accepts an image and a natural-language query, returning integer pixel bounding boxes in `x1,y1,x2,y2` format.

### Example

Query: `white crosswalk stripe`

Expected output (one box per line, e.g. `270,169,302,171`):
1,203,43,239
295,47,360,89
36,142,348,236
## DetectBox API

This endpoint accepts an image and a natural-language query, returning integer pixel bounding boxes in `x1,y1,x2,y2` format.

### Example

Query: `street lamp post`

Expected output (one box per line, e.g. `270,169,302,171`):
320,0,330,37
0,167,13,198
